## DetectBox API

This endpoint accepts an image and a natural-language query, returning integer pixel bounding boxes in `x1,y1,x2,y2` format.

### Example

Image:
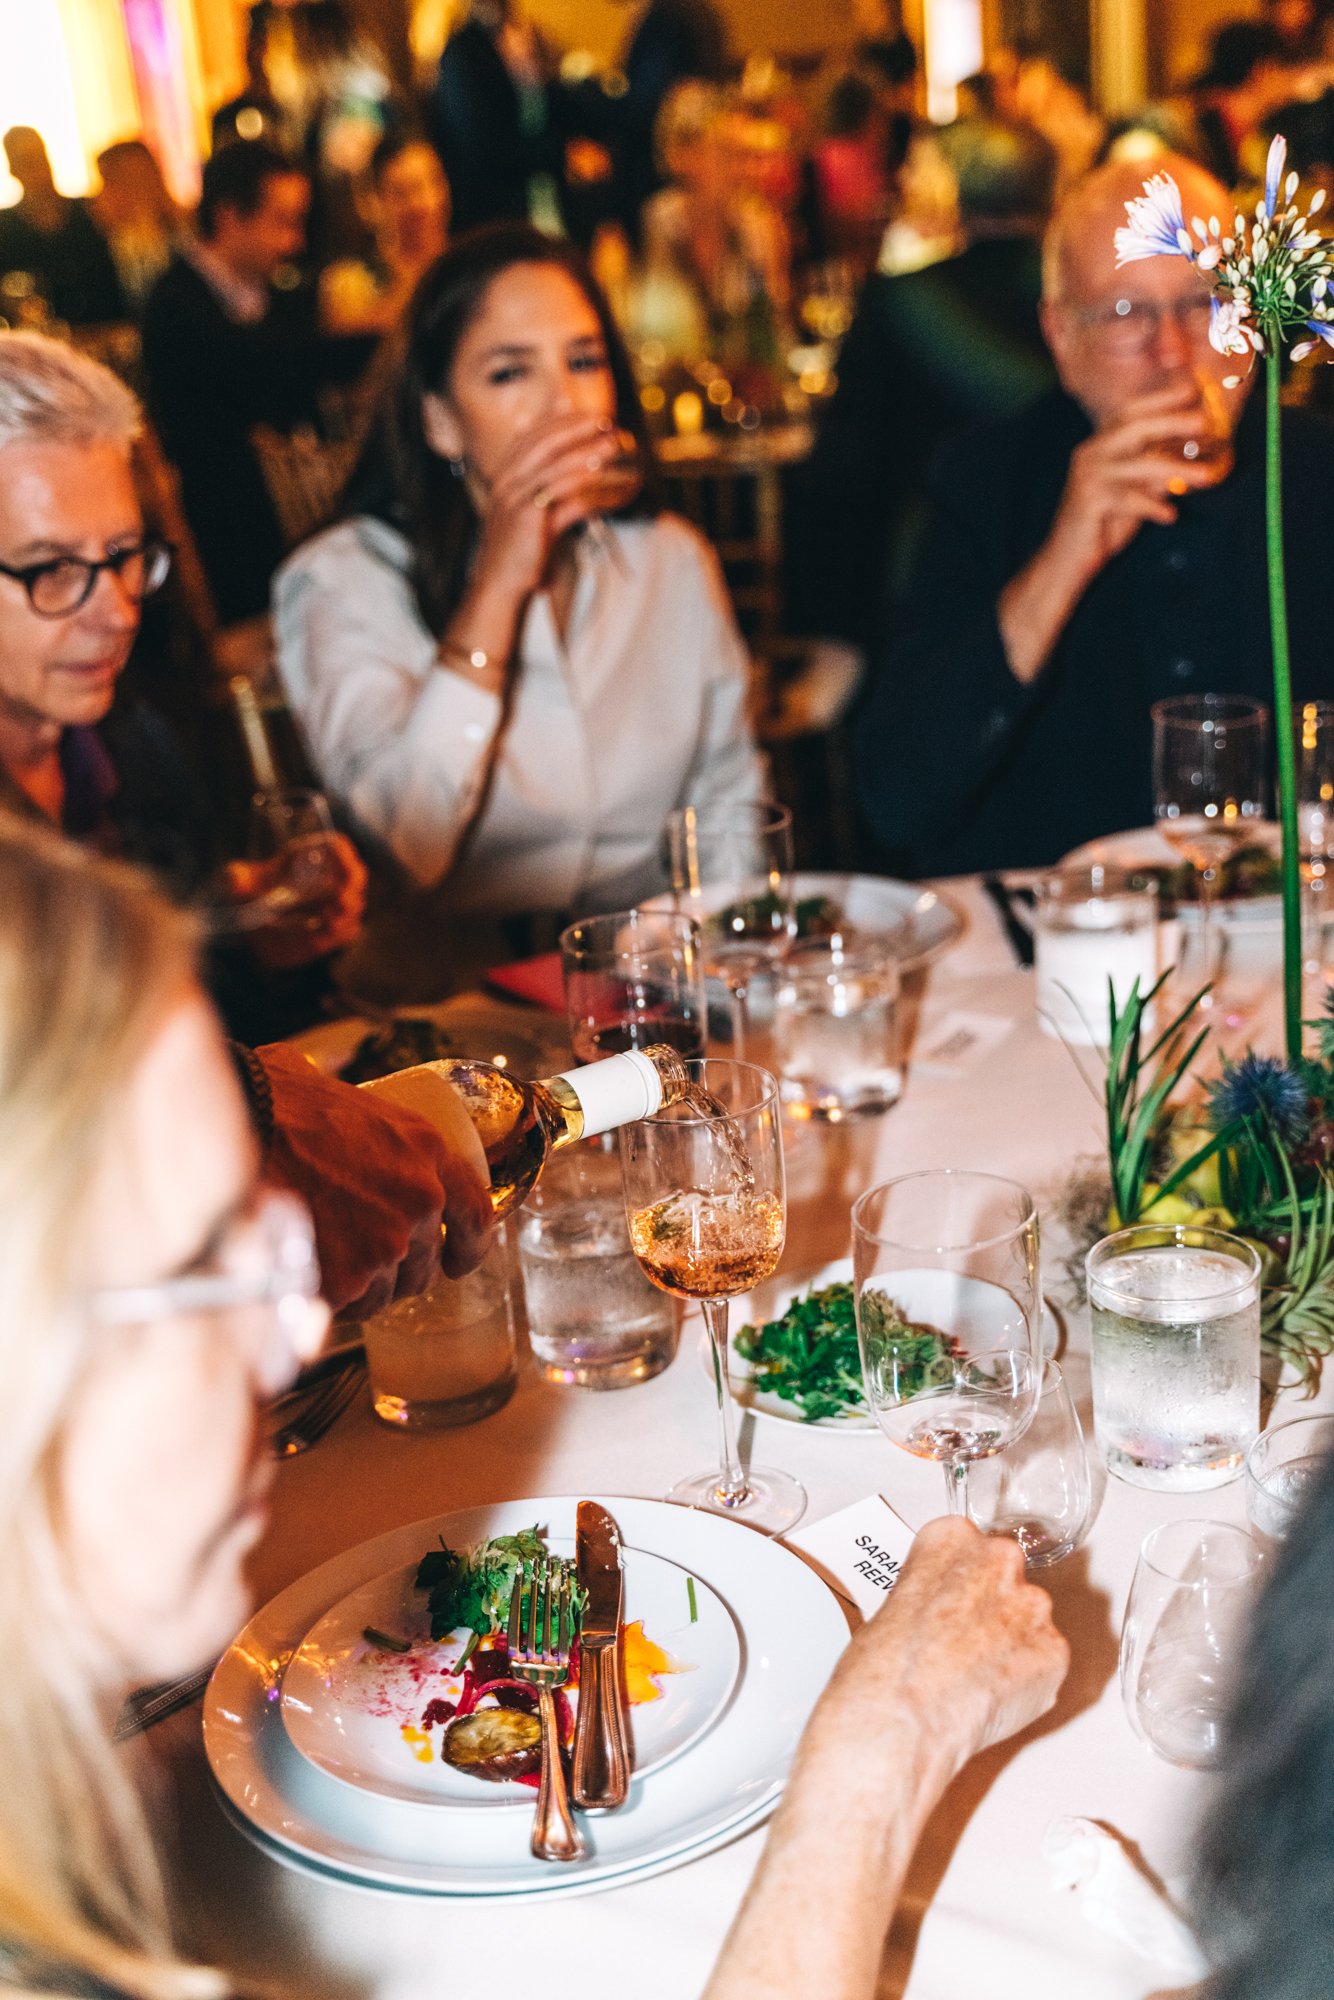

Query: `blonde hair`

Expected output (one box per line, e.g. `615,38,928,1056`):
0,814,224,2000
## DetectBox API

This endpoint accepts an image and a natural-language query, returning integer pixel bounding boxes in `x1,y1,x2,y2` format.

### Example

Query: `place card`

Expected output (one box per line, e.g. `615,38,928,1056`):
912,1010,1014,1078
784,1492,916,1620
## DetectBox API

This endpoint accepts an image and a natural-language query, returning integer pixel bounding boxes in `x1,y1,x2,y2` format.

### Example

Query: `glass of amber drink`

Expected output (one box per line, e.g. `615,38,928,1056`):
619,1058,805,1533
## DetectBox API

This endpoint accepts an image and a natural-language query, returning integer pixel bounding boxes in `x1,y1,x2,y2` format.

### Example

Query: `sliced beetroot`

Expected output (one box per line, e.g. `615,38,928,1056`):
469,1643,512,1688
420,1698,456,1729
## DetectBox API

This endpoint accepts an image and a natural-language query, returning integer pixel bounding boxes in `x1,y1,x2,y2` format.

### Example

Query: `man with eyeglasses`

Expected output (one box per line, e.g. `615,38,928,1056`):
854,152,1334,876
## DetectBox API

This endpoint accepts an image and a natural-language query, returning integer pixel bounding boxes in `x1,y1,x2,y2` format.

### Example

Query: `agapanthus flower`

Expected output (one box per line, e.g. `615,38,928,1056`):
1207,1052,1309,1142
1114,175,1195,265
1264,133,1288,219
1117,134,1334,380
1209,297,1256,356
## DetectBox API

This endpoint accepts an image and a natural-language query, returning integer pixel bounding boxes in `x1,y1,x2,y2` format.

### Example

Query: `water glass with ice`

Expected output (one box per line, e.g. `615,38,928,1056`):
773,934,901,1119
517,1143,678,1387
364,1233,518,1430
1087,1224,1261,1491
1245,1412,1334,1546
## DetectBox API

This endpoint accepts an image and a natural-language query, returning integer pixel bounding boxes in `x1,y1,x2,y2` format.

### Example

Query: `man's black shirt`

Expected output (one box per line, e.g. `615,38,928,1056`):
855,387,1334,877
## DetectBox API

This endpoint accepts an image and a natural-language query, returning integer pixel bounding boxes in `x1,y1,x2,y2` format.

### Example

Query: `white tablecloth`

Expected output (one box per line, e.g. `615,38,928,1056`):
157,879,1294,2000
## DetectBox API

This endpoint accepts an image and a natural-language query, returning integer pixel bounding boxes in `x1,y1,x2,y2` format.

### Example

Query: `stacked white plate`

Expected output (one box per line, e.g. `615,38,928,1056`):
204,1495,849,1902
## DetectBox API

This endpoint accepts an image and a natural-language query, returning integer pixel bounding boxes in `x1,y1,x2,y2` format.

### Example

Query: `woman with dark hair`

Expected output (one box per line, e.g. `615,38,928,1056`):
275,223,763,996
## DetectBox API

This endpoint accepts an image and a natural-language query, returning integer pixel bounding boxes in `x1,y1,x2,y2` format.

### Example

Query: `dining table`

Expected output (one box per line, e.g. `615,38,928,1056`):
153,873,1300,2000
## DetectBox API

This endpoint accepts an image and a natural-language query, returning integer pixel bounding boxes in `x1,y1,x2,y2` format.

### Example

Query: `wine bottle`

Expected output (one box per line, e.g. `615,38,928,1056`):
361,1046,692,1219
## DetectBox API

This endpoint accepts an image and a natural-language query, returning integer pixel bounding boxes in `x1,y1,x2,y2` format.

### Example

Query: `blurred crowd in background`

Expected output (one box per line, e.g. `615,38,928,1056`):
5,0,1334,1021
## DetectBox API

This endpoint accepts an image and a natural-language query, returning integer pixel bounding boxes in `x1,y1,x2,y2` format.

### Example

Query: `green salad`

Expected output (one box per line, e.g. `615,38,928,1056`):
734,1281,954,1423
415,1526,555,1640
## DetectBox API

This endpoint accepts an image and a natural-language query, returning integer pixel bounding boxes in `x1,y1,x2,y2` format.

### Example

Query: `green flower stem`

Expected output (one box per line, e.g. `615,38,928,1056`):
1266,339,1303,1060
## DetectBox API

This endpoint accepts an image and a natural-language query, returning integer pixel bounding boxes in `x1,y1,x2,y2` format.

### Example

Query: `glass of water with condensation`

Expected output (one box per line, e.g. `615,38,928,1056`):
1087,1224,1261,1491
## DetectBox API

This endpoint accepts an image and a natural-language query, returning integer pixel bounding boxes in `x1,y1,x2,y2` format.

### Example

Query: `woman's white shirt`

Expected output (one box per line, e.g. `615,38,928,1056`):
273,511,765,915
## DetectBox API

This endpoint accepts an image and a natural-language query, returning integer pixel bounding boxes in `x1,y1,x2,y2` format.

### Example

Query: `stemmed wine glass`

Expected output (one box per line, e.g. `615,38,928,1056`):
619,1057,806,1533
1151,694,1268,999
659,802,795,1060
852,1171,1043,1517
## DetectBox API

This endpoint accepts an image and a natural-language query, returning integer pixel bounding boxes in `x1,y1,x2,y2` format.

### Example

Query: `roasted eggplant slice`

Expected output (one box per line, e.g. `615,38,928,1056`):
441,1705,541,1781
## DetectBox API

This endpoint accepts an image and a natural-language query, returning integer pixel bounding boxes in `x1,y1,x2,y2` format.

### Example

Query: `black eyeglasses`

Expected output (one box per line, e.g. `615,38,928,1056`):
0,538,174,617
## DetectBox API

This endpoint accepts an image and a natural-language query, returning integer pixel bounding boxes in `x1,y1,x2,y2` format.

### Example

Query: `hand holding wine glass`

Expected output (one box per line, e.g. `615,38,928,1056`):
619,1057,805,1532
853,1171,1043,1517
223,786,366,968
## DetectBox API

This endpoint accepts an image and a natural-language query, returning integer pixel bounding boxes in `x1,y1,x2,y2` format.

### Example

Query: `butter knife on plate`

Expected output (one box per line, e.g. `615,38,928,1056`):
572,1500,631,1810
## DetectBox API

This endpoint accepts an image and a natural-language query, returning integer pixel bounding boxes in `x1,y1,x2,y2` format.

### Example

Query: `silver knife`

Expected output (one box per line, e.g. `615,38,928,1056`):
572,1500,631,1810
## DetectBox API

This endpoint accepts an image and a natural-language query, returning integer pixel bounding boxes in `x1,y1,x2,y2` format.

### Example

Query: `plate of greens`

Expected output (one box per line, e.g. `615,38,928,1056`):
720,1260,1061,1430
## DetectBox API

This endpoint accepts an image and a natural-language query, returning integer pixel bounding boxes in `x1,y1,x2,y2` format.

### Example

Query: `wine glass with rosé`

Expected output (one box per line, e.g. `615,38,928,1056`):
619,1058,805,1533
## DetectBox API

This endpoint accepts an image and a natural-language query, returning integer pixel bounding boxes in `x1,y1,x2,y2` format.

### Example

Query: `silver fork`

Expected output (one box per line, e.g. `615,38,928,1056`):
508,1556,585,1863
266,1357,366,1457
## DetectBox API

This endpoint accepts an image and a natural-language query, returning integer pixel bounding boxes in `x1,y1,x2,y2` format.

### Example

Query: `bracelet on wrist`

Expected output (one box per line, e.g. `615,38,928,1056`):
438,640,495,679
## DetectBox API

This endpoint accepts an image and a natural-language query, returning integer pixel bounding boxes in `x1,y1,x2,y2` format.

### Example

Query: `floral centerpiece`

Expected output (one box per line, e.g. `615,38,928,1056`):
1116,135,1332,1058
1098,974,1334,1386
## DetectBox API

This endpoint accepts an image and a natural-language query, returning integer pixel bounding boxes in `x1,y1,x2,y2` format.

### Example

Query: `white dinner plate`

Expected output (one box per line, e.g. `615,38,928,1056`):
790,873,965,969
641,873,964,974
204,1496,849,1898
280,1543,740,1810
720,1260,1063,1432
212,1784,782,1905
1060,825,1282,927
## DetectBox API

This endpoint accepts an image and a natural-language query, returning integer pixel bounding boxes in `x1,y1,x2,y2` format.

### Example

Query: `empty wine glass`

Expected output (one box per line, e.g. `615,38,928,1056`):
661,802,795,1060
964,1358,1095,1567
852,1171,1043,1517
1120,1519,1263,1768
619,1057,805,1533
1151,694,1268,997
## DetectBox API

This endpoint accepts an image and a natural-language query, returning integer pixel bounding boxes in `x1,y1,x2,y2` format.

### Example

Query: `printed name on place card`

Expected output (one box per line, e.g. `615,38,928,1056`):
784,1492,916,1620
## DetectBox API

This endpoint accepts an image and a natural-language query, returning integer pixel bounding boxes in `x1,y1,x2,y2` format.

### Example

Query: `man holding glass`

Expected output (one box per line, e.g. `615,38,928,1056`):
855,152,1334,877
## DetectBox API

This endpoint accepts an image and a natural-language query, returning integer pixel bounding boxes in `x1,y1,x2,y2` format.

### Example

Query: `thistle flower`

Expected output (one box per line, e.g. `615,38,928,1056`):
1207,1053,1309,1142
1116,133,1334,381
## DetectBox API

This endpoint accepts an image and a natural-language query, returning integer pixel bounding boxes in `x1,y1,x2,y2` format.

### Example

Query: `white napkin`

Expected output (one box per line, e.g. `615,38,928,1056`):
1043,1816,1208,1980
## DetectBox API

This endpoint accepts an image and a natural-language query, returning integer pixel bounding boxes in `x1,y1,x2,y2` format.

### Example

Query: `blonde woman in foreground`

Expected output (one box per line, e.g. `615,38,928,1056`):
0,811,1065,2000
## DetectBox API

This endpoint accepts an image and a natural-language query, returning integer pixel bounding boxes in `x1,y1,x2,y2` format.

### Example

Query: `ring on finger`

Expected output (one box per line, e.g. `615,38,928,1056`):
532,486,553,511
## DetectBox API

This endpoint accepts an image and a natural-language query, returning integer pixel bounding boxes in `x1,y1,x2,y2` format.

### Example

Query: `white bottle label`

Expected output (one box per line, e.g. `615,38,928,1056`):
558,1050,665,1138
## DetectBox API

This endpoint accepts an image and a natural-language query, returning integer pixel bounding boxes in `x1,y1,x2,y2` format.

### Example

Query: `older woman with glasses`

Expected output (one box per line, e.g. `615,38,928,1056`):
0,328,368,1042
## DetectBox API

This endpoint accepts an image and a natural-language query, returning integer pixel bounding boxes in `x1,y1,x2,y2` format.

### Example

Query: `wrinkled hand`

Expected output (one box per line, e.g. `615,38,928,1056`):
255,1044,493,1317
816,1517,1069,1776
225,832,368,970
1050,379,1226,585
